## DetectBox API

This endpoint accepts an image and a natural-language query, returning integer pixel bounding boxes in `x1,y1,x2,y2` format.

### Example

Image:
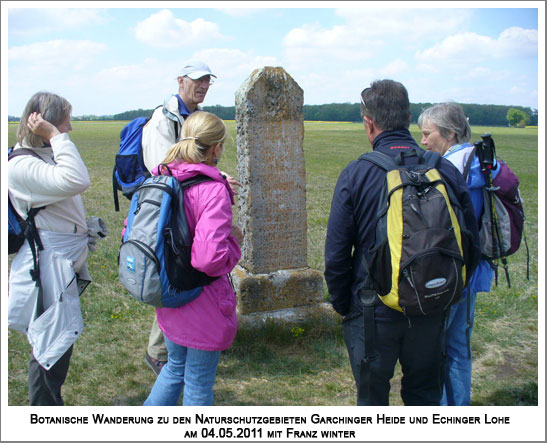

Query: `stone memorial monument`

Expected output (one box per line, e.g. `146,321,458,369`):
232,66,326,321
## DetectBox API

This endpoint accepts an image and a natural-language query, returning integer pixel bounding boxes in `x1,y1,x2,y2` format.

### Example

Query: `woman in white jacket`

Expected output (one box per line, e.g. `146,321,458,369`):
8,92,91,405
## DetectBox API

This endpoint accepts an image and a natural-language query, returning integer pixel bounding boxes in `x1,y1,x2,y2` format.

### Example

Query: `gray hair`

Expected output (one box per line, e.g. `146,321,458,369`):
417,102,471,144
360,79,411,131
17,91,72,147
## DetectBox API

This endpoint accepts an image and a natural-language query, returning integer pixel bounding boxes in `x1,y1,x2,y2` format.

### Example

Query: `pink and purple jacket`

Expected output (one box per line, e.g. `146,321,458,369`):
151,161,241,351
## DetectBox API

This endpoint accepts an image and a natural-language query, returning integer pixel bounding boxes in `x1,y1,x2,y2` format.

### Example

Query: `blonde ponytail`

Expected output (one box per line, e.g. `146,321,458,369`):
162,111,226,164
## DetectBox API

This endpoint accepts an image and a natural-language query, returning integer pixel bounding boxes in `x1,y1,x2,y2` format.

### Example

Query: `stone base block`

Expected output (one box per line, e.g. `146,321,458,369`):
237,302,338,328
231,265,325,315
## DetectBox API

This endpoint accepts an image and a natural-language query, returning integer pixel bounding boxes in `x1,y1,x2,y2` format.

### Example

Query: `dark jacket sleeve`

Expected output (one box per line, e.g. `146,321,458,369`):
324,168,356,316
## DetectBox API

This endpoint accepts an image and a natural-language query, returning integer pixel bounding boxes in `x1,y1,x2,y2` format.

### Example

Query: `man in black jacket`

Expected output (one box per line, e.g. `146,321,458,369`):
324,80,480,405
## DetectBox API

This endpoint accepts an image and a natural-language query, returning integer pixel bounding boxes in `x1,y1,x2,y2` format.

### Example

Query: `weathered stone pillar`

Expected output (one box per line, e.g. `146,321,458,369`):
232,67,325,321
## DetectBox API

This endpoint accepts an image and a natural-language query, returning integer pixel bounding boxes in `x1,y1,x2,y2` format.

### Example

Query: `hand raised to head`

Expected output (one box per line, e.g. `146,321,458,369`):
27,112,60,143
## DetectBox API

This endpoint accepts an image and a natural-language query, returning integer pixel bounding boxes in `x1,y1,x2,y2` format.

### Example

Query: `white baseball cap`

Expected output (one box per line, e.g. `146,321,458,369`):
180,60,217,80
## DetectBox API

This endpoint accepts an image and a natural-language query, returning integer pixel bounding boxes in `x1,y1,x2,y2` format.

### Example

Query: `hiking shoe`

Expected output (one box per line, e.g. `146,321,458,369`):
145,352,166,376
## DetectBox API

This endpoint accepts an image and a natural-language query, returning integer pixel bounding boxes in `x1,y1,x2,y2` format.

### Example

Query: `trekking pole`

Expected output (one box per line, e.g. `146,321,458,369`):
478,135,511,287
475,138,497,284
482,135,513,287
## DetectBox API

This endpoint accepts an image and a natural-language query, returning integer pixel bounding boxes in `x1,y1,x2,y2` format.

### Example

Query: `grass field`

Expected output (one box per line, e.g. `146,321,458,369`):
6,120,539,406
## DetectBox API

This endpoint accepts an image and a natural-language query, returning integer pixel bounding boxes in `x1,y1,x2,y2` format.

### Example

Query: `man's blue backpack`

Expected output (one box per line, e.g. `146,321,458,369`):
112,106,180,212
8,147,45,255
118,172,217,308
112,116,152,212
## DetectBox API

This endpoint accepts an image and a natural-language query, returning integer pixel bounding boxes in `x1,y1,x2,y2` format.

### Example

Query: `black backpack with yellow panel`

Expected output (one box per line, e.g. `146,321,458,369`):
361,149,474,317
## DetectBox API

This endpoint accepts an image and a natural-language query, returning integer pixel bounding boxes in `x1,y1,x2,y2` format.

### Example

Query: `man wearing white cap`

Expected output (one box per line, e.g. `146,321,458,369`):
142,60,216,173
142,60,216,375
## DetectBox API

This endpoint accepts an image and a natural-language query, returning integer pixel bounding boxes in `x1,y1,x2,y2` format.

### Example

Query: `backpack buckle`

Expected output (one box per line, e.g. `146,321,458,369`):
359,288,377,307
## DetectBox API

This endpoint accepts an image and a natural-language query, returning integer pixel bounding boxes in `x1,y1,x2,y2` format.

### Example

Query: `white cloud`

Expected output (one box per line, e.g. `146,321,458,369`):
510,85,526,95
7,39,109,115
293,59,413,106
498,27,539,57
193,48,278,79
135,9,226,49
93,57,180,112
283,22,379,68
460,66,492,79
334,8,471,42
416,63,442,75
415,32,493,65
8,8,107,36
415,27,538,66
8,40,108,72
281,8,472,71
380,59,409,77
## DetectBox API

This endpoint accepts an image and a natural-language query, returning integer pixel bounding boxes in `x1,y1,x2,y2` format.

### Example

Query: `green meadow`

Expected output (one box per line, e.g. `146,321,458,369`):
7,121,538,406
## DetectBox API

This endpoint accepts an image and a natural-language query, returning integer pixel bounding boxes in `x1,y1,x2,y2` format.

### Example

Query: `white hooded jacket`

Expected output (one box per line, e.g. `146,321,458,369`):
141,95,185,173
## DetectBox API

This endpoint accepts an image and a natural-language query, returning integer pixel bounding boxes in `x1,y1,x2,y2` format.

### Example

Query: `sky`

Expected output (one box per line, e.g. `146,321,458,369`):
2,2,544,117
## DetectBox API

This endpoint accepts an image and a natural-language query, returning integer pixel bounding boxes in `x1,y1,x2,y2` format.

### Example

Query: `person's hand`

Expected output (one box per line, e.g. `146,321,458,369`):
27,112,60,143
221,171,242,195
230,224,244,246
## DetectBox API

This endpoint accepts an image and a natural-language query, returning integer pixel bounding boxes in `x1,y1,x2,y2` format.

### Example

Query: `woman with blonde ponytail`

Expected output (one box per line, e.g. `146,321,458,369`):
144,111,243,406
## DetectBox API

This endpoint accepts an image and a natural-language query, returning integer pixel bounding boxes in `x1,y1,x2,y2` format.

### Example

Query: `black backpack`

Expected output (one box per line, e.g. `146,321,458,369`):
357,149,477,402
7,147,45,255
361,149,474,317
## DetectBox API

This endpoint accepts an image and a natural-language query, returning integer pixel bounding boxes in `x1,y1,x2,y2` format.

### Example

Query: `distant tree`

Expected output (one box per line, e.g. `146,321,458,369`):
203,105,235,120
528,108,538,126
506,108,530,127
112,108,154,121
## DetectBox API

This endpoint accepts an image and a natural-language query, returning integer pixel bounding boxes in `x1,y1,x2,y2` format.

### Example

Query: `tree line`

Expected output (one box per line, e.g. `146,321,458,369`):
109,102,539,127
8,103,537,127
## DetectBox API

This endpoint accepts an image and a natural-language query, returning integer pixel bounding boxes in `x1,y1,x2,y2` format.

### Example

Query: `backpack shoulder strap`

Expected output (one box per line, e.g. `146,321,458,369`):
358,151,397,171
174,120,180,140
7,148,46,289
462,147,477,182
162,96,183,139
180,174,213,189
8,147,47,216
154,169,213,191
8,147,44,162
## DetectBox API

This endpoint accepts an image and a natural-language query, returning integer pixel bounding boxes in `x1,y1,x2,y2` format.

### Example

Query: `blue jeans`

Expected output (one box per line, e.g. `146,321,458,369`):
441,291,477,406
144,336,220,406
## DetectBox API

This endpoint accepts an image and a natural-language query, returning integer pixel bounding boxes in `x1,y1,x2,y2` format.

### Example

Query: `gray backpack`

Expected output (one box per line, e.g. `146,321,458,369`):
118,173,217,308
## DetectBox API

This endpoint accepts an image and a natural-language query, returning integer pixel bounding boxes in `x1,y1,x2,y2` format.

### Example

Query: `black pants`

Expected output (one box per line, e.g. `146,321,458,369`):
28,346,73,406
343,313,444,406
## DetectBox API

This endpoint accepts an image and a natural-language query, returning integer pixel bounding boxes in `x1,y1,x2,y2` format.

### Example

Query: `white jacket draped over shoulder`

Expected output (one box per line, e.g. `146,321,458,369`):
8,132,91,368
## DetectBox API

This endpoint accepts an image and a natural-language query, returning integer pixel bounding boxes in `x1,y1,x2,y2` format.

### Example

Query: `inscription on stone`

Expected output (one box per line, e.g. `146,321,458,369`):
236,67,307,274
